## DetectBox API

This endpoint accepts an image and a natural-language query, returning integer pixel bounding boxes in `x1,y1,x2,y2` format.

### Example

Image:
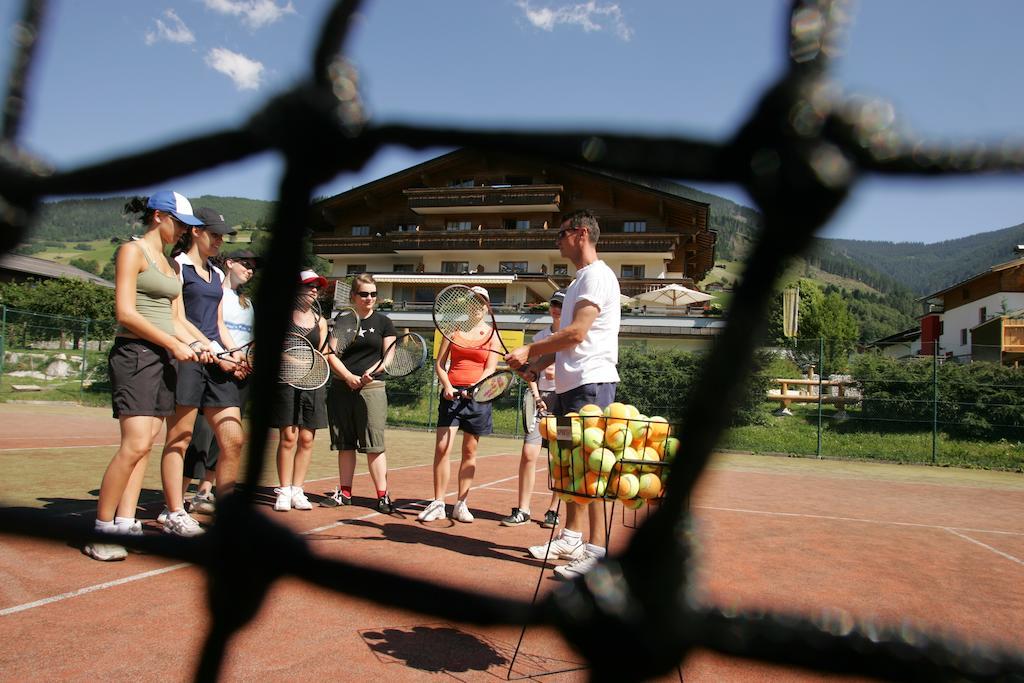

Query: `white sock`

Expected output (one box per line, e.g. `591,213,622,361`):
114,516,135,529
586,543,606,558
279,485,292,494
94,519,115,532
561,528,583,543
520,508,531,516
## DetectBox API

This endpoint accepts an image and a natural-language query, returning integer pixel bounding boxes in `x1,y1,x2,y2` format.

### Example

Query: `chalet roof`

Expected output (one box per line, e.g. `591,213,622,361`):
314,148,711,213
919,256,1024,301
867,326,921,346
0,253,113,288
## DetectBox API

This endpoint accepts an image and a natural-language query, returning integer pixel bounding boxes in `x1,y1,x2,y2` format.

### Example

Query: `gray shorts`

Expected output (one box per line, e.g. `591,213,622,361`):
327,381,388,453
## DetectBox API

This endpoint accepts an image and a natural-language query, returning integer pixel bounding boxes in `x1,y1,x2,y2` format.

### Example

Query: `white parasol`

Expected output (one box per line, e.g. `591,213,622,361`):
633,283,714,307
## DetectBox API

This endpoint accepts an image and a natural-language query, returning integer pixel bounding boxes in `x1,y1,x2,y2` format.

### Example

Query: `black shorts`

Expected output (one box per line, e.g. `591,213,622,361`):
327,381,387,453
184,378,251,478
557,382,617,414
267,382,328,429
109,337,178,419
437,388,493,436
176,361,241,408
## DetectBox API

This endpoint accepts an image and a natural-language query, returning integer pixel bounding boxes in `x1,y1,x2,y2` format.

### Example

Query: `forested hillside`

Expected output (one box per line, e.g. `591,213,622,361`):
29,196,275,241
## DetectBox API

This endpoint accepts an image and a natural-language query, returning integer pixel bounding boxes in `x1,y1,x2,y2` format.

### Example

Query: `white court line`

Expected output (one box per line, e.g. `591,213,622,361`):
0,459,521,617
696,505,1024,537
944,528,1024,567
0,563,189,616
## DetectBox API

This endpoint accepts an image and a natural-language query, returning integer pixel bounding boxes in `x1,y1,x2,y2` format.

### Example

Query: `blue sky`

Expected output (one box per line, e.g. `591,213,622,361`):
2,1,1023,244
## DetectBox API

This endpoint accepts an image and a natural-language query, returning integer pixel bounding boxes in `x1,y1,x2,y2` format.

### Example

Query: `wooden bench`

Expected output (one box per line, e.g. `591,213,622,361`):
766,378,859,417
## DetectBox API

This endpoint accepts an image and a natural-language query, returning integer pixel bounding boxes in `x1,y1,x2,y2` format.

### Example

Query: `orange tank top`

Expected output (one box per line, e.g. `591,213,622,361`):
447,345,490,386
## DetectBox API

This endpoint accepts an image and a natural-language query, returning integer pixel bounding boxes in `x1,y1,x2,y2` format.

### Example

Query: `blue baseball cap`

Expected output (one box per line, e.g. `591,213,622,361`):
147,191,203,226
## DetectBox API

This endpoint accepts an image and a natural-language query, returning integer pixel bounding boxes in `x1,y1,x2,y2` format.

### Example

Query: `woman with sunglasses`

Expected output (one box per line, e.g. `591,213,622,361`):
157,208,247,537
178,249,258,516
323,273,397,512
83,192,202,561
269,270,331,512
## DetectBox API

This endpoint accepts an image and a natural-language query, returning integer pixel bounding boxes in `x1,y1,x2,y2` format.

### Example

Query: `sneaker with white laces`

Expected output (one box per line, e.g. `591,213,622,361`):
188,491,216,515
500,508,530,526
451,499,474,523
162,510,205,537
83,525,127,562
417,499,445,522
528,532,585,560
156,507,170,524
291,487,313,511
553,550,600,580
273,487,292,511
377,493,394,514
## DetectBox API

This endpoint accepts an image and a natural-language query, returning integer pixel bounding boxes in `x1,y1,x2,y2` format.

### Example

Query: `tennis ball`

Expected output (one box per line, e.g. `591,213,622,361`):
579,404,605,430
626,404,641,420
558,492,575,504
604,402,630,427
631,419,654,448
603,422,629,450
649,416,670,441
639,446,662,473
637,472,662,499
583,471,608,497
663,436,681,462
582,427,605,453
616,472,640,499
588,447,617,475
622,496,645,510
569,446,586,479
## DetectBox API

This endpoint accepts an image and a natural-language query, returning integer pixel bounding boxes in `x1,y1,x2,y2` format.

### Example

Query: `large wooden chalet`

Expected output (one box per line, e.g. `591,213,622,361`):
309,149,722,346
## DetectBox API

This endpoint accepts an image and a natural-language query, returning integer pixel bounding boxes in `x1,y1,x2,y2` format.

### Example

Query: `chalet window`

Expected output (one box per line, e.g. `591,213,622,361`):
960,329,968,345
393,264,414,272
351,225,369,236
448,178,474,188
499,261,529,274
346,264,365,275
488,287,507,304
503,219,531,230
621,264,646,279
939,321,944,335
553,264,569,275
624,221,647,233
396,224,419,232
979,306,987,324
446,221,472,231
441,261,469,274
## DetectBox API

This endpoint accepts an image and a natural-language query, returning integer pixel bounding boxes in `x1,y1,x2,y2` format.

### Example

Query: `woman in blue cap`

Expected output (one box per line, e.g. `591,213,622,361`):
84,192,203,562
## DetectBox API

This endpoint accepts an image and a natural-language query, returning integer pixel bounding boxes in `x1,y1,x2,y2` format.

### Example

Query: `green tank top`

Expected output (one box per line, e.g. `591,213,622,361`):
116,241,181,337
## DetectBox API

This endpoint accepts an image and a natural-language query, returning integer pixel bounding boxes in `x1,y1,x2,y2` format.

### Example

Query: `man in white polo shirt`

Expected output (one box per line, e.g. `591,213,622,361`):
506,209,621,579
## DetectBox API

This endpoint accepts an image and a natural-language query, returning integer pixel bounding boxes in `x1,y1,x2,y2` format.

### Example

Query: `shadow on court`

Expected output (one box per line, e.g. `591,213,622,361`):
337,518,551,571
360,624,508,674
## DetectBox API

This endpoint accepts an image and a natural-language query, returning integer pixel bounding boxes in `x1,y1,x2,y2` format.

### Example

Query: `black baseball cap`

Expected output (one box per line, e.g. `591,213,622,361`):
194,207,237,236
550,290,566,305
222,249,261,266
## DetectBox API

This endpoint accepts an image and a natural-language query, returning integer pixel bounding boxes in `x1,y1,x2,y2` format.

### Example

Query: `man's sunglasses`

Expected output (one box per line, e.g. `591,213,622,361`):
556,226,582,240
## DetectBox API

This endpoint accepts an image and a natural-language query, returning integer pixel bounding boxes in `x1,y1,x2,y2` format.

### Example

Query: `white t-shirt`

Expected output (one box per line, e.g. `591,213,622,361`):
531,326,556,392
222,288,255,347
555,259,621,393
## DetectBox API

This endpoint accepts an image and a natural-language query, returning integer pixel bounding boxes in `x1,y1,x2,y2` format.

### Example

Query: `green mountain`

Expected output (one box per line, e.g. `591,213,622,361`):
29,195,275,242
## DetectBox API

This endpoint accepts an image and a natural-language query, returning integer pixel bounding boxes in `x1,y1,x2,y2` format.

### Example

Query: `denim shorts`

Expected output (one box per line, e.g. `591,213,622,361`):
437,388,493,436
556,382,618,414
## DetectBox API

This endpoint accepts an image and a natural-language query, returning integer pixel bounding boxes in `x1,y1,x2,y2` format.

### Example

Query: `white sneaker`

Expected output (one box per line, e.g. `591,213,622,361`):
115,519,143,536
274,487,292,511
163,510,205,537
528,532,586,560
83,525,127,561
553,550,600,580
451,499,474,523
417,499,445,522
156,507,170,524
291,487,312,511
188,491,216,514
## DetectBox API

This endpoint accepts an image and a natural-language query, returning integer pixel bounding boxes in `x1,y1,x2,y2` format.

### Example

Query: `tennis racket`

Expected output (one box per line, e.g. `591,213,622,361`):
433,285,507,356
522,388,546,434
367,333,428,378
328,305,361,355
463,370,516,403
280,333,329,390
215,341,255,368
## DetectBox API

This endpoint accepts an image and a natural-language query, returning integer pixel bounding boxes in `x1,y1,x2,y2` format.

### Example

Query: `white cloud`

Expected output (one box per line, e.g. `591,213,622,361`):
205,47,265,90
515,1,633,41
203,0,296,29
144,9,196,46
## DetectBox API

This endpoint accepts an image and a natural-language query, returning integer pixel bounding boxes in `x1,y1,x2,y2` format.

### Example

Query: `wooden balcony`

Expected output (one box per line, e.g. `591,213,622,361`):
403,185,562,214
312,228,680,255
1003,320,1024,352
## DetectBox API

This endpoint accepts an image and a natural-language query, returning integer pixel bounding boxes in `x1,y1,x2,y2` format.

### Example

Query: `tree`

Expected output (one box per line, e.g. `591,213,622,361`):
767,279,858,374
0,277,115,348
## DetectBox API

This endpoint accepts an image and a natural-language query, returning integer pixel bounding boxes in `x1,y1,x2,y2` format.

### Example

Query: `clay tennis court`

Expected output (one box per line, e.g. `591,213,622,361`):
0,402,1022,681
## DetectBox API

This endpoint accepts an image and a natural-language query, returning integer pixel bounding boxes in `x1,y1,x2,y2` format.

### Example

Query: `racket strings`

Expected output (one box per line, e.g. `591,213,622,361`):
434,287,494,348
381,335,427,376
331,307,361,352
291,352,329,390
473,372,514,403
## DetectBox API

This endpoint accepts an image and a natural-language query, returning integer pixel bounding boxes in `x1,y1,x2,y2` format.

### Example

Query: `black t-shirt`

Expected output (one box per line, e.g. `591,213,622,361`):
337,310,396,375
